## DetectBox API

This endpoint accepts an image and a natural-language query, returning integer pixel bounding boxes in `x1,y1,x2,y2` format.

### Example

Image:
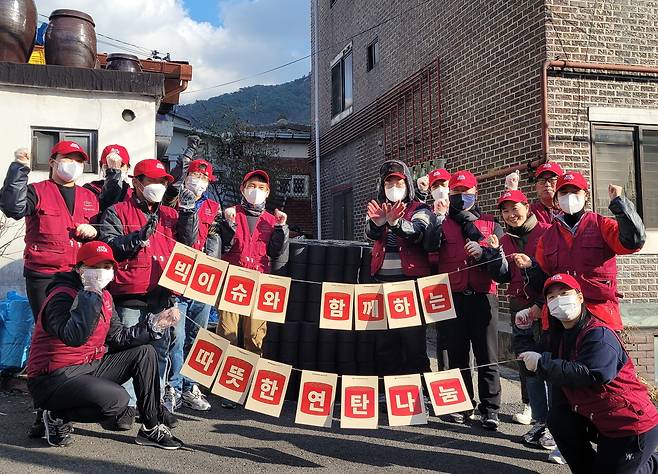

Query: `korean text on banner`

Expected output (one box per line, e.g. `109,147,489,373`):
295,371,338,428
382,280,423,329
423,369,473,417
319,282,354,331
159,243,198,293
384,374,428,426
252,274,292,323
340,375,379,429
245,358,292,418
179,329,230,388
353,284,387,331
211,345,260,405
217,265,260,316
416,274,457,323
183,253,229,305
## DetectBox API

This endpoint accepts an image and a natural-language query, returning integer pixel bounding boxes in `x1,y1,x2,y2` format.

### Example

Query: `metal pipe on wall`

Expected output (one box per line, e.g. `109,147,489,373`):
313,0,322,239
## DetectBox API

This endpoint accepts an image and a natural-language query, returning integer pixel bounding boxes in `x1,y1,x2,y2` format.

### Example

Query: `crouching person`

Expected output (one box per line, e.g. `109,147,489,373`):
519,274,658,474
27,242,183,450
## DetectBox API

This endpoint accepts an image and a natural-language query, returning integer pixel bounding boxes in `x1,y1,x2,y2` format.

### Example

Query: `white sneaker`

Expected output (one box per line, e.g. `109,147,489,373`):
182,385,211,411
512,404,533,425
163,386,180,414
547,448,566,465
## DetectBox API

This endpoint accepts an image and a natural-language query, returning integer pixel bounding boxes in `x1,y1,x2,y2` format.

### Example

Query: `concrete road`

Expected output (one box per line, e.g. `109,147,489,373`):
0,371,568,474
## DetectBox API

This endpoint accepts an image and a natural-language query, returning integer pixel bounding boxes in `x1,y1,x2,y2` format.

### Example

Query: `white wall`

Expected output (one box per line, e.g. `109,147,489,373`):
0,85,158,298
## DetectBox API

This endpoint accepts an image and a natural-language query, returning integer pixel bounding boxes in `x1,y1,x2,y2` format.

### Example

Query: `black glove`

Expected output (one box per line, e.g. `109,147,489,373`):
139,213,159,241
178,187,196,211
187,135,201,148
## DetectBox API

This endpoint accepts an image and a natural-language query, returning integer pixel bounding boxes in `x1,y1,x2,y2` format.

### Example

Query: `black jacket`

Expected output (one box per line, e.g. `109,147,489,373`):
83,169,131,213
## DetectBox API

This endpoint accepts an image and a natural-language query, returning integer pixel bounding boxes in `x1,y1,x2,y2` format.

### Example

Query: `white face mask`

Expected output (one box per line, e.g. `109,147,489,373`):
82,267,115,290
558,193,585,215
185,176,208,197
548,294,582,321
431,186,449,202
56,160,84,182
385,187,407,202
244,188,267,206
142,183,167,203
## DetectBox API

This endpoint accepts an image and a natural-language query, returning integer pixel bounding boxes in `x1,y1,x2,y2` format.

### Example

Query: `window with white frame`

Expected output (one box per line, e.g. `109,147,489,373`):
331,43,353,121
279,175,309,198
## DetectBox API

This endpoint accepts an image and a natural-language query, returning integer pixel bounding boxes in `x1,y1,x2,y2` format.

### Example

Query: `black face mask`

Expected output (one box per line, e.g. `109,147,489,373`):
449,193,476,211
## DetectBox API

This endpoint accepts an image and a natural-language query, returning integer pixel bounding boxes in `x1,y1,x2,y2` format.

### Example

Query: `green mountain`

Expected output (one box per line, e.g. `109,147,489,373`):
177,75,311,128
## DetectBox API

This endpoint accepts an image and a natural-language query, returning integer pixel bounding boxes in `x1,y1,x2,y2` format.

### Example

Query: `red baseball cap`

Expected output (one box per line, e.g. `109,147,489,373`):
188,159,215,181
100,144,130,167
76,241,117,267
449,170,477,190
428,168,451,187
131,159,174,183
50,141,89,162
543,273,582,296
242,169,270,185
556,171,589,192
534,162,564,178
385,172,407,181
498,189,528,206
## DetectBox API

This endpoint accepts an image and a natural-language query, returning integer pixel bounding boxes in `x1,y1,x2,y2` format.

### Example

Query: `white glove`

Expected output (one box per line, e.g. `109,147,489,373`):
518,351,542,372
14,148,30,168
417,175,430,193
505,170,520,191
515,308,533,330
76,223,98,239
105,152,123,170
81,271,103,295
464,240,483,260
150,307,181,332
224,206,237,223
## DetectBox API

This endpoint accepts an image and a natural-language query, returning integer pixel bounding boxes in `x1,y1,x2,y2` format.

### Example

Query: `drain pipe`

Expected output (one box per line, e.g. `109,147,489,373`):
313,0,322,239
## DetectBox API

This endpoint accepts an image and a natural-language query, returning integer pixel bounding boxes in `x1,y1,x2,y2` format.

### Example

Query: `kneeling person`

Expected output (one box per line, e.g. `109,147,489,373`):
27,242,183,450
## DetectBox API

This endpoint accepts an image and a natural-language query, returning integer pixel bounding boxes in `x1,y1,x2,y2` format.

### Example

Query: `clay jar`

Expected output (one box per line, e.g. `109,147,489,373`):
45,9,97,68
106,53,143,72
0,0,37,63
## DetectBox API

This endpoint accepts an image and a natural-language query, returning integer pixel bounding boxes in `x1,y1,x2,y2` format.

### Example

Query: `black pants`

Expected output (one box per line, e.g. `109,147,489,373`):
438,292,501,414
548,390,658,474
375,325,431,375
25,273,54,321
29,345,161,429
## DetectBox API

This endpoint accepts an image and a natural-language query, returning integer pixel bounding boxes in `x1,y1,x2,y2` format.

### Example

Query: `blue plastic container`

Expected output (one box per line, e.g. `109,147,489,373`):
0,291,34,371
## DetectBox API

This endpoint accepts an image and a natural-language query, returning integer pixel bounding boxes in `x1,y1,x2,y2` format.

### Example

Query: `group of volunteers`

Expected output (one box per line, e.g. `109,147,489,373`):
0,137,288,450
366,158,657,473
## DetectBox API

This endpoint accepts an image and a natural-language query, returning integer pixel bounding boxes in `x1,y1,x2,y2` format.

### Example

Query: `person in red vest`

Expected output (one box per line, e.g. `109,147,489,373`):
485,190,560,453
0,142,99,321
529,162,565,225
425,170,504,430
518,274,658,473
98,158,196,428
216,169,288,408
534,171,646,331
27,241,182,449
366,160,434,381
84,144,133,212
163,159,221,413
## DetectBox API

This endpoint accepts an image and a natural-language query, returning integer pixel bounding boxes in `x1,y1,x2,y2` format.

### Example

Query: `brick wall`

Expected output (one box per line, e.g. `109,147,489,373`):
622,328,658,382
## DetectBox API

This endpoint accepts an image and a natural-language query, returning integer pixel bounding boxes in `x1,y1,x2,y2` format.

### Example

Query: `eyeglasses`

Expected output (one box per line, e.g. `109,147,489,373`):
536,177,558,185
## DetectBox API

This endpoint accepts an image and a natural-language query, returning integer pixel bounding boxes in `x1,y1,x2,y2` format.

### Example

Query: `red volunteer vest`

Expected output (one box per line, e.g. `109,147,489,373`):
370,201,431,278
530,201,561,225
193,198,221,252
27,286,113,377
500,222,550,305
109,196,178,295
437,215,497,294
559,317,658,438
222,205,276,273
24,181,98,274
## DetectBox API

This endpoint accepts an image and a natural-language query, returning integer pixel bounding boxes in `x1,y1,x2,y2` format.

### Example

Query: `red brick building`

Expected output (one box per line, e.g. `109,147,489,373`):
311,0,658,379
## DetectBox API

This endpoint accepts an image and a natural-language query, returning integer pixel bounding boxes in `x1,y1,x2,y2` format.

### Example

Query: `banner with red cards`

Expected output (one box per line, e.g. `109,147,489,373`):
340,375,379,429
295,371,338,428
217,265,260,316
319,282,354,331
423,369,473,417
245,358,293,418
183,253,229,305
251,274,292,323
179,329,230,388
353,284,387,331
416,274,457,324
210,345,260,404
159,243,198,294
384,374,428,426
382,281,423,329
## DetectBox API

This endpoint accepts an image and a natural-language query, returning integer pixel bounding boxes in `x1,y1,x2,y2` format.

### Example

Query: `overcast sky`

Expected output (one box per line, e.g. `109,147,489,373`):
37,0,311,103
